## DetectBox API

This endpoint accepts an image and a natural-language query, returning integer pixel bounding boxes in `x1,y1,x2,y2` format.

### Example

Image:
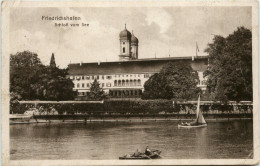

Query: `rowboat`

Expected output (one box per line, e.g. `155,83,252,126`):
119,150,161,160
10,114,32,124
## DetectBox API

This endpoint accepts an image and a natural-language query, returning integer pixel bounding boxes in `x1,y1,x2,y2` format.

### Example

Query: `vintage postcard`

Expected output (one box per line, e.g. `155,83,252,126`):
1,0,259,165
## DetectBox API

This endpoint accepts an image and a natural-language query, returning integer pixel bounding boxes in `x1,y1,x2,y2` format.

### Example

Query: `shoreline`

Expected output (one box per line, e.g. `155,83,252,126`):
10,117,252,125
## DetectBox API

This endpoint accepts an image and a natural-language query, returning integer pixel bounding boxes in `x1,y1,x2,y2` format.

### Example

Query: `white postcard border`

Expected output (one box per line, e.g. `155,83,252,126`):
1,1,259,165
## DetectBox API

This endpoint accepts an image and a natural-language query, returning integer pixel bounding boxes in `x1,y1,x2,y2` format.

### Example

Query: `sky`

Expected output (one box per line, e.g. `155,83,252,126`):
10,7,252,68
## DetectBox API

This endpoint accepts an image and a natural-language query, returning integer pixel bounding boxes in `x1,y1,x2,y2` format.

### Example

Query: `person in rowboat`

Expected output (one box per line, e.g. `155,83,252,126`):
132,149,141,157
145,146,151,155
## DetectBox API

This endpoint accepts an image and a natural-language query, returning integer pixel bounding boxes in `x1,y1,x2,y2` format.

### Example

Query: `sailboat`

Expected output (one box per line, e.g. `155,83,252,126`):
178,95,207,128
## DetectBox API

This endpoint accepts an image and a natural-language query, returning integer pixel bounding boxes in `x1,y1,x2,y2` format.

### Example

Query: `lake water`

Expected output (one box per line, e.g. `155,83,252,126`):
10,120,253,160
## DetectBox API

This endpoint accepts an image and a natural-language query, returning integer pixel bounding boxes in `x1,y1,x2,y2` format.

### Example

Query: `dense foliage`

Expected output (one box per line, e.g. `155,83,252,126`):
142,61,201,100
204,27,252,102
10,51,43,100
31,66,75,100
10,51,75,101
88,79,106,100
10,100,252,115
10,100,177,114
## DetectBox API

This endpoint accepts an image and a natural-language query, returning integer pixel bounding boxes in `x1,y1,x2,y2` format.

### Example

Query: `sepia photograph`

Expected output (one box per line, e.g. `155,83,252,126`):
1,1,259,165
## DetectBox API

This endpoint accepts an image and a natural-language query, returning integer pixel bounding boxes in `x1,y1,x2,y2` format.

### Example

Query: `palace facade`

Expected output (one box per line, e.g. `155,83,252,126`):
68,26,208,98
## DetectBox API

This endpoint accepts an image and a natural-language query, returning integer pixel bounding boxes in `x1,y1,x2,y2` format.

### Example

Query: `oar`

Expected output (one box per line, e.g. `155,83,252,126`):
144,154,151,159
140,153,151,159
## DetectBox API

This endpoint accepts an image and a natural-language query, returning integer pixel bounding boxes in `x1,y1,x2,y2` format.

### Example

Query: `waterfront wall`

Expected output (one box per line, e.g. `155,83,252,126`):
11,99,253,115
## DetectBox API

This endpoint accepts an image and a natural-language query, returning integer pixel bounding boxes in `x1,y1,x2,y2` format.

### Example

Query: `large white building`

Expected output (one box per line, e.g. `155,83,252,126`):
68,26,208,98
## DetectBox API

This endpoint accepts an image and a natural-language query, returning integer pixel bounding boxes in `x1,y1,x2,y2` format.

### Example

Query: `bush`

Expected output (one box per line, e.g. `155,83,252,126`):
10,100,252,115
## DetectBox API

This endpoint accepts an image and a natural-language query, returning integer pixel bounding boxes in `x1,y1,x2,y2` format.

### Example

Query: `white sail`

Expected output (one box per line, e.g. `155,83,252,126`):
198,109,206,124
196,95,206,124
196,95,200,119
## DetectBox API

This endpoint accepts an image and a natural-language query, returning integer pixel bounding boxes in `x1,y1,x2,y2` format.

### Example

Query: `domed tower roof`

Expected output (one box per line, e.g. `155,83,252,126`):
131,31,139,44
119,24,132,40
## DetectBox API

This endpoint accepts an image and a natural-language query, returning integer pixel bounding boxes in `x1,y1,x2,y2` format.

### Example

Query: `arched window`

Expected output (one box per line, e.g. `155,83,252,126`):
133,79,136,86
138,79,141,86
123,47,125,53
130,80,133,86
77,83,80,88
114,80,117,86
118,80,121,86
122,80,125,86
126,80,129,86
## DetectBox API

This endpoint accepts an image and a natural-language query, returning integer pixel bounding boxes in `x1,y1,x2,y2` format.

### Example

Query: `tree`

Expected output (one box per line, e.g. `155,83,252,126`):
10,51,43,100
204,27,252,102
10,51,75,101
88,79,106,100
31,66,75,100
142,61,201,100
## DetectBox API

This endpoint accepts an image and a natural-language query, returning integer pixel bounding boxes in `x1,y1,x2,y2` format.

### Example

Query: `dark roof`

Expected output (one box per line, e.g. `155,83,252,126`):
68,56,208,75
131,34,138,44
119,28,132,40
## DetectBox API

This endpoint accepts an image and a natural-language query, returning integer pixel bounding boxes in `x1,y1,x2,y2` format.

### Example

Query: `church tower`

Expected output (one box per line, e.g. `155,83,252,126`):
119,24,132,61
131,31,139,59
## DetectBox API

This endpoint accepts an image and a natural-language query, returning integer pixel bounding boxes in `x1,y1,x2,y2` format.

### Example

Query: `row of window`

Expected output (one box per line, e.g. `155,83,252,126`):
78,90,142,97
76,83,111,88
74,79,142,89
114,79,141,86
71,74,151,81
75,80,205,89
72,75,112,81
114,74,144,78
110,90,142,96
